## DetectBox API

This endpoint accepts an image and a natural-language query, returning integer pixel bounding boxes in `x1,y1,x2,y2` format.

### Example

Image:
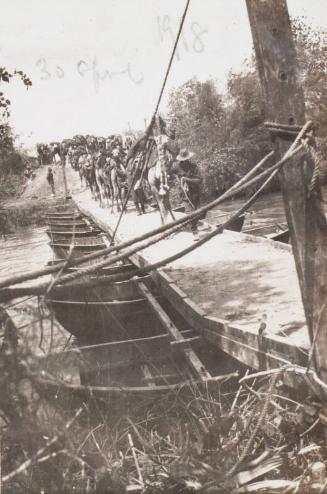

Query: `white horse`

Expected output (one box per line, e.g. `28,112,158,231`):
94,153,108,207
146,133,177,225
125,116,178,225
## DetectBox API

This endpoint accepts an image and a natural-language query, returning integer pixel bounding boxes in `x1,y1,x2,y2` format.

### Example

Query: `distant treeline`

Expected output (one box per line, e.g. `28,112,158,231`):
166,18,327,201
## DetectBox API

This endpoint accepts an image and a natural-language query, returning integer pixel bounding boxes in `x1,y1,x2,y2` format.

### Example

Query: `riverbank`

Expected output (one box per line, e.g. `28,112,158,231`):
0,164,79,231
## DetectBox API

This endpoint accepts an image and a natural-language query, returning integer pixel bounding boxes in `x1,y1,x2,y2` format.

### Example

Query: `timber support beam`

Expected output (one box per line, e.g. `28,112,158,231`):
246,0,327,387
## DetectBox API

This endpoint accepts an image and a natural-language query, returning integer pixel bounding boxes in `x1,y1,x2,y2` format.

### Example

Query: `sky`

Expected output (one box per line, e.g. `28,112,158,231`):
0,0,326,150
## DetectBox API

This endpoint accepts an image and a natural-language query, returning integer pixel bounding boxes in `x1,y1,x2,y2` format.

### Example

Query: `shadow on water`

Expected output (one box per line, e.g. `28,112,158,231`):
206,190,286,229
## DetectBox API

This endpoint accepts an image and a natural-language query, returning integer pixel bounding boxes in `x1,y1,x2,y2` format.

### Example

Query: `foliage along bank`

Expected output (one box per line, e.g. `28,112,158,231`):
167,18,327,202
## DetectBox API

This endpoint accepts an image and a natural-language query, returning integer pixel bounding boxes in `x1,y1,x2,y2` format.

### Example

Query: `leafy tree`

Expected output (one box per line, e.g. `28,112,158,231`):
168,78,225,154
0,68,32,201
0,67,32,145
292,17,327,146
0,68,32,183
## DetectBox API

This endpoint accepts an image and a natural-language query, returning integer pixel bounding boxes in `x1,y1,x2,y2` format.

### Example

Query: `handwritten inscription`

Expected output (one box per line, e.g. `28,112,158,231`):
157,15,208,60
35,57,144,92
77,57,144,92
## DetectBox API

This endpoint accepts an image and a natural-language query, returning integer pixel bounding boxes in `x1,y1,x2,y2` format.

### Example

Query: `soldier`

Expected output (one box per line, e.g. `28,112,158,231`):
24,166,33,181
46,167,55,196
171,148,202,240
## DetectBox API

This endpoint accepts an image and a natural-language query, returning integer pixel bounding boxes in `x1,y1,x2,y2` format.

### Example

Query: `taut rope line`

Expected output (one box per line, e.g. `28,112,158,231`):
110,0,191,243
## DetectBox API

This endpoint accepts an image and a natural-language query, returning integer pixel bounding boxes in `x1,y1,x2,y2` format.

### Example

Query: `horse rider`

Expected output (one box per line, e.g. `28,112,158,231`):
171,148,202,240
111,148,127,184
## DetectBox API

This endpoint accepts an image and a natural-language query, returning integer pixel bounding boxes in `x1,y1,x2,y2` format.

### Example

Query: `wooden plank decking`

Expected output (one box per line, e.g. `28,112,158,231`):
73,184,309,372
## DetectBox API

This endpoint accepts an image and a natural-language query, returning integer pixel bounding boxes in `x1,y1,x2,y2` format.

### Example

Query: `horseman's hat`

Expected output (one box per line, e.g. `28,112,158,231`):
176,148,194,162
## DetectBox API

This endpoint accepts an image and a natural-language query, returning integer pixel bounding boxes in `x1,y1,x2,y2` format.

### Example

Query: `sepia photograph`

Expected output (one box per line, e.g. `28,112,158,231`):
0,0,327,492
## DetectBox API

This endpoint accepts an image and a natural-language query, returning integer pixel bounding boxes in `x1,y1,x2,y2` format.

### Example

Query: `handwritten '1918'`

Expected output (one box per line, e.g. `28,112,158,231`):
157,16,208,60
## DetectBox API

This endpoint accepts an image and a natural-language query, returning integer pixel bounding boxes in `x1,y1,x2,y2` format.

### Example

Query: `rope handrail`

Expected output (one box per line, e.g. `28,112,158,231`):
110,0,191,243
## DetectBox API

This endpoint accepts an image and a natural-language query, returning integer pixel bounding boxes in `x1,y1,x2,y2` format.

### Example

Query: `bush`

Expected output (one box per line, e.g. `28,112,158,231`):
0,152,24,175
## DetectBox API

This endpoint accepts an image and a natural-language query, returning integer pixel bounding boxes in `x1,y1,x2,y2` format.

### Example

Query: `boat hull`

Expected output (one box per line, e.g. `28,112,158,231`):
37,327,237,411
214,214,245,232
46,298,162,343
267,229,289,243
49,236,105,246
47,259,136,278
244,223,289,243
225,214,245,232
47,221,88,228
49,275,156,302
46,213,82,220
46,229,101,239
49,239,106,259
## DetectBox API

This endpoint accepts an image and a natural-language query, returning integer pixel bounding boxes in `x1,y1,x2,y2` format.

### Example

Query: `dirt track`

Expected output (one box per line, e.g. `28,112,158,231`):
1,163,84,228
6,164,68,205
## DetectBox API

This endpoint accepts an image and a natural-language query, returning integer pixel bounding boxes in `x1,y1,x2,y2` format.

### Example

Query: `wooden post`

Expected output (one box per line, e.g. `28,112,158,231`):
61,155,69,200
246,0,327,384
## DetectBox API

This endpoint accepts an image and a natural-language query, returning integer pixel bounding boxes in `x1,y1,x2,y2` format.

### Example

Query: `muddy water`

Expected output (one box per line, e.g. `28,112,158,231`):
0,226,72,364
0,226,53,283
206,190,286,229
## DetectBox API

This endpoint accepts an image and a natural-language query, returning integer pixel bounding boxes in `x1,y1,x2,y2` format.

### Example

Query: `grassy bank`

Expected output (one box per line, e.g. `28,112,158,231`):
0,163,73,231
0,195,72,231
2,328,326,494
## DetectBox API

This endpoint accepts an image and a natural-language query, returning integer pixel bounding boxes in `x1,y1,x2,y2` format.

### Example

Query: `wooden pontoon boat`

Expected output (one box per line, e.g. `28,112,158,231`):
46,213,82,220
266,228,290,243
47,258,135,278
37,336,237,411
49,235,106,259
215,213,245,233
48,236,105,246
46,220,89,228
47,210,81,216
243,223,289,243
5,301,235,412
46,228,101,239
45,275,159,342
47,224,96,233
49,273,156,301
39,284,237,409
47,297,154,341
